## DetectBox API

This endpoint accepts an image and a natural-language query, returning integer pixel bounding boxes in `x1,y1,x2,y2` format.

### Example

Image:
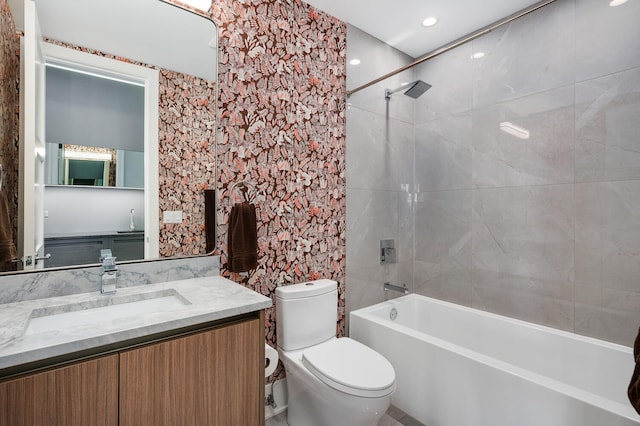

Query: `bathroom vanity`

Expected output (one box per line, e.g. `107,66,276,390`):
0,275,271,426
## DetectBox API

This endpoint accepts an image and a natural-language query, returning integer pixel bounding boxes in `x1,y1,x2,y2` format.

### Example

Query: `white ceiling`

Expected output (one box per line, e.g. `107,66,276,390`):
303,0,544,58
7,0,545,76
8,0,217,80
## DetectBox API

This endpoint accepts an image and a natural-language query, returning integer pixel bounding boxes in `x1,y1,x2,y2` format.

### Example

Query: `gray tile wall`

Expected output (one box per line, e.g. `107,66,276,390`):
345,27,415,322
346,0,640,346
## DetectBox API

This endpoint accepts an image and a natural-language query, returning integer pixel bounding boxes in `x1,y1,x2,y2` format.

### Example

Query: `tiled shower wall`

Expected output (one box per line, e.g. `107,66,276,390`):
345,27,415,319
347,0,640,346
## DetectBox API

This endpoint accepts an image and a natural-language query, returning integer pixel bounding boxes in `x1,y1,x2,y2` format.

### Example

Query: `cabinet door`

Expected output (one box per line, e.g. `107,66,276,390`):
44,236,106,267
110,235,144,261
0,354,118,426
119,318,263,426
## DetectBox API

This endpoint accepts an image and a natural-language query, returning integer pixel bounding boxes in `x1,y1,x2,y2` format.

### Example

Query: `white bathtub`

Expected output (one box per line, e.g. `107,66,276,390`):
350,294,640,426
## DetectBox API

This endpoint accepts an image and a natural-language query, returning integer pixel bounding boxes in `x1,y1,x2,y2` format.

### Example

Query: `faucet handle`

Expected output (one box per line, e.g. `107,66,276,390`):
100,249,113,262
100,249,117,271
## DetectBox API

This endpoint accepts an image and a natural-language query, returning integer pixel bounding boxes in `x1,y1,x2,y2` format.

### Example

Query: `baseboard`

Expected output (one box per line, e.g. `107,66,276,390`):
265,378,288,419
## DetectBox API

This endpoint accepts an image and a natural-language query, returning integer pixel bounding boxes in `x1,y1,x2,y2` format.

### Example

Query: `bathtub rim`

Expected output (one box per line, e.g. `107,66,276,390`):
349,294,639,423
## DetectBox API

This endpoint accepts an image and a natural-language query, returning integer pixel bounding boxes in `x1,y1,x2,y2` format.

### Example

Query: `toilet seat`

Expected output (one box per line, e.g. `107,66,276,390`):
301,337,396,398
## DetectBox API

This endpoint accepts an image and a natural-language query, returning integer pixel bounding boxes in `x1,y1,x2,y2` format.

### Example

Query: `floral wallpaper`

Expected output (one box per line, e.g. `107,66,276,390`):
0,0,19,257
209,0,347,378
157,69,216,257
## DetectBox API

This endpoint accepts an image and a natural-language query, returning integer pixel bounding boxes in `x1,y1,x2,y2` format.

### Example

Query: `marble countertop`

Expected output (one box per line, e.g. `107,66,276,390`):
0,276,271,375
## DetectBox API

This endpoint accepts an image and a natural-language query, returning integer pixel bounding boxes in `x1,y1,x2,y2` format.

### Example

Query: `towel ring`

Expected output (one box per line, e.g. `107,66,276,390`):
229,181,263,203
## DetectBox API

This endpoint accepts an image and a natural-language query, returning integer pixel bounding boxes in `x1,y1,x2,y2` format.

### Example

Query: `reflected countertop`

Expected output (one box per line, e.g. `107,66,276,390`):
44,230,145,239
0,275,271,376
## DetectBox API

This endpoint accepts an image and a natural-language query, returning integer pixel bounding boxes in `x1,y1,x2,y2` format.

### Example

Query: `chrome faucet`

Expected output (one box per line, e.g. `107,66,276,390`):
100,249,117,295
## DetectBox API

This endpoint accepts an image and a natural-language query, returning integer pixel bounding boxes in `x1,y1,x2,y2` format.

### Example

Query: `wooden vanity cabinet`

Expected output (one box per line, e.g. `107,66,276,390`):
0,313,265,426
0,354,118,426
119,316,264,426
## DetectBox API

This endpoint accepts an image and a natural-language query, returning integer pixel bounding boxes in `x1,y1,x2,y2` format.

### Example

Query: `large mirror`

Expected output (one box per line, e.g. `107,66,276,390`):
5,0,218,273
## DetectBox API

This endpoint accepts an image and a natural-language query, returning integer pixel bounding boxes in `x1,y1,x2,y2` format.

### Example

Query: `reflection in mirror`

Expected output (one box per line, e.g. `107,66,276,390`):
44,61,144,189
45,144,144,189
3,0,218,274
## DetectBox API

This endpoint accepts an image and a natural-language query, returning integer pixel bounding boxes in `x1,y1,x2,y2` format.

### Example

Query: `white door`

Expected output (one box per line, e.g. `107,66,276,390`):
18,0,46,270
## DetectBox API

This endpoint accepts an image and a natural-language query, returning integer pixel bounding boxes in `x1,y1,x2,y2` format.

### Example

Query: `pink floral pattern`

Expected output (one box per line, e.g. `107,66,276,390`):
209,0,347,379
157,70,216,257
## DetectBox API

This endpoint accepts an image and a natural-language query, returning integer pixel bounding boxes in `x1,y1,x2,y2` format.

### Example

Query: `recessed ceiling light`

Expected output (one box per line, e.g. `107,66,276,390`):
422,16,438,27
349,59,361,66
471,52,485,59
609,0,628,6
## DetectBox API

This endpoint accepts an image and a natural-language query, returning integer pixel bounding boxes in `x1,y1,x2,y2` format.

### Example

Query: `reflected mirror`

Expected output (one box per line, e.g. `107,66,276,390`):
5,0,218,273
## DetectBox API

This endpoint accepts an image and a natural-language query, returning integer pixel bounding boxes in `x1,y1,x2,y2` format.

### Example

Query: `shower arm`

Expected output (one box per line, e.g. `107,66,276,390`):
384,85,408,100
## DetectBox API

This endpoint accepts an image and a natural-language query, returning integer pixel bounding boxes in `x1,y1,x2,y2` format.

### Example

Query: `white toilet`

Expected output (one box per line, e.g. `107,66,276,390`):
276,279,396,426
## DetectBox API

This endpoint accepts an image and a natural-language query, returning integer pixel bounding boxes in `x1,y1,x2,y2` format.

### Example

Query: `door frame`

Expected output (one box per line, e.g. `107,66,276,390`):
40,43,160,260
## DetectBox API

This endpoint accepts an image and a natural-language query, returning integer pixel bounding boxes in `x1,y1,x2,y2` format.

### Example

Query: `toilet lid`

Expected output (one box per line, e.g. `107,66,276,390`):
302,337,396,398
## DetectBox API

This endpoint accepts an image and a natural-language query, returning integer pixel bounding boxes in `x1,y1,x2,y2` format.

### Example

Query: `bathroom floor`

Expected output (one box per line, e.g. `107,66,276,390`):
265,405,425,426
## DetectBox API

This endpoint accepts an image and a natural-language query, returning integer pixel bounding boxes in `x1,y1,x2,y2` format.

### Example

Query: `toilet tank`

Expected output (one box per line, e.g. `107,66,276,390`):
276,279,338,351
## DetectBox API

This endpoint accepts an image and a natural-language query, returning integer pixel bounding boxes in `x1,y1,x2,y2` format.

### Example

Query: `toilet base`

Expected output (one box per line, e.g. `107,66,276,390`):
282,349,392,426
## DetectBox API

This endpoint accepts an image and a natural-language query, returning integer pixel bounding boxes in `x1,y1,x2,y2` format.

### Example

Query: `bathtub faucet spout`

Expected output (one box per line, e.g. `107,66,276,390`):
383,282,409,294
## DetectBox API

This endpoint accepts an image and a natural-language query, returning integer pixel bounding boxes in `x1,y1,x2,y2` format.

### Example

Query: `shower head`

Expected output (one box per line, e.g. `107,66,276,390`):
385,80,432,100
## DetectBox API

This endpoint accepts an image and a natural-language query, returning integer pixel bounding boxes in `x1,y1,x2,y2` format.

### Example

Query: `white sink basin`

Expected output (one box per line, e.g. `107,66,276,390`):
25,290,190,336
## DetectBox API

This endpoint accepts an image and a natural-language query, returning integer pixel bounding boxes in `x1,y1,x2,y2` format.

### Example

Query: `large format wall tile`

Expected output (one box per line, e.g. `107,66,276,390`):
347,25,414,95
346,188,412,271
415,112,472,192
346,186,413,330
348,68,416,123
346,105,414,191
413,43,473,124
575,0,640,83
414,190,472,306
472,185,575,330
472,272,574,332
575,67,640,182
347,25,415,123
472,0,574,108
472,87,575,188
576,181,640,294
346,0,640,345
575,285,640,346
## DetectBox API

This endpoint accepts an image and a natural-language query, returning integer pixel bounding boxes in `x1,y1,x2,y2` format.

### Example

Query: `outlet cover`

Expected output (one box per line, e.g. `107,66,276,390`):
163,210,183,224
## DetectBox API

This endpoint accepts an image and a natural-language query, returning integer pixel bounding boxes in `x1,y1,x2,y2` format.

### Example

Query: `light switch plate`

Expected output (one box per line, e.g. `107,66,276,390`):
163,210,183,224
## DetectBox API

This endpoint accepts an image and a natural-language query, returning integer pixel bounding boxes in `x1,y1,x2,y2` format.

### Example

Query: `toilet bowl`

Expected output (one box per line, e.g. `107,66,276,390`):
276,279,396,426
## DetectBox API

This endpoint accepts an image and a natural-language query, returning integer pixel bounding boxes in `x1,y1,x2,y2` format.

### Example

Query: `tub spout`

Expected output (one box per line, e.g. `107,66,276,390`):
383,282,409,294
